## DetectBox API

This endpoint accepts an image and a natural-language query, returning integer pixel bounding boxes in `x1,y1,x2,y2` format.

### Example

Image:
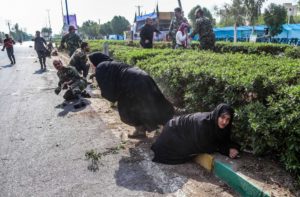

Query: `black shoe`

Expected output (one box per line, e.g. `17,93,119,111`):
81,91,91,98
10,62,14,65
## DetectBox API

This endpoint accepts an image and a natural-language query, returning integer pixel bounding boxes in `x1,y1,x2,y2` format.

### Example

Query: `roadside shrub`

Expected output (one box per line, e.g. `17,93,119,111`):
87,43,300,182
285,47,300,59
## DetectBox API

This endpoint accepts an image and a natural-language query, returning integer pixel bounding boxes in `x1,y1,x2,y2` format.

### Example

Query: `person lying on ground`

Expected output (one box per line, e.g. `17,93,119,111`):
88,52,175,138
53,59,90,106
151,103,240,164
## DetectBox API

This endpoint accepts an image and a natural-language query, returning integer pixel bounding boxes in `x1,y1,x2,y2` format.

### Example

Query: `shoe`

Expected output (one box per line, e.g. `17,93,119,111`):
81,91,91,98
128,126,147,139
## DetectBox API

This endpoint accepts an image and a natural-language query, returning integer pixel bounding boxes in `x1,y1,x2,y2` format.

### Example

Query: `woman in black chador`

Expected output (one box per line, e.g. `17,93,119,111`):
151,103,240,164
88,52,174,138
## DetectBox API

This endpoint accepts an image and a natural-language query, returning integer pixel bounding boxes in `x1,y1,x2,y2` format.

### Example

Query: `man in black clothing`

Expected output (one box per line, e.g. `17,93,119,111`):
33,31,48,70
139,18,160,48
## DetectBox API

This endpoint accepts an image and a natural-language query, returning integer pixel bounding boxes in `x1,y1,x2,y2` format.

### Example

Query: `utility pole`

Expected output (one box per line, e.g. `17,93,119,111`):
65,0,70,25
135,5,143,16
6,20,11,35
46,9,51,29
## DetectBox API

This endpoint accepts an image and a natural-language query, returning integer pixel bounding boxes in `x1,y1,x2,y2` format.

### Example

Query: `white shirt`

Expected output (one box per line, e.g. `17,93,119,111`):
176,31,189,46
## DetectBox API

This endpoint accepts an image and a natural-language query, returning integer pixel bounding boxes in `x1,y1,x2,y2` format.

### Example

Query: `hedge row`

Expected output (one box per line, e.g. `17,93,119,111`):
87,40,294,56
88,42,300,182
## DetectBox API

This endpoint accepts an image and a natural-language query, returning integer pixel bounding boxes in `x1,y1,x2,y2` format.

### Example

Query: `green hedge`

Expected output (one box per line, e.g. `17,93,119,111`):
88,43,300,182
87,40,293,56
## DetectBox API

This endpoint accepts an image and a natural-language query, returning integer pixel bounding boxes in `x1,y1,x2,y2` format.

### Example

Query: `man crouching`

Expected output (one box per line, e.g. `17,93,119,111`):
53,59,90,108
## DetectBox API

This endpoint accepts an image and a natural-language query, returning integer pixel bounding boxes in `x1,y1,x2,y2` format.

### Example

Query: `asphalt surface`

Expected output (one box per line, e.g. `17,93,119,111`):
0,42,237,197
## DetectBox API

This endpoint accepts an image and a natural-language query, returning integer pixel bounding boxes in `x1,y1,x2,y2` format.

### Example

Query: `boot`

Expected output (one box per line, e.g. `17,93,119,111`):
128,126,147,139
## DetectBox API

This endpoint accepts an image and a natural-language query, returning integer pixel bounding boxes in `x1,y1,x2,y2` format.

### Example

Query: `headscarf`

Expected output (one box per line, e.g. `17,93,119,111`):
88,52,113,67
178,23,189,47
211,103,234,131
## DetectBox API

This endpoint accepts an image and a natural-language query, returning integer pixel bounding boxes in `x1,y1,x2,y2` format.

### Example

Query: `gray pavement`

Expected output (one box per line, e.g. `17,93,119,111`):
0,42,237,197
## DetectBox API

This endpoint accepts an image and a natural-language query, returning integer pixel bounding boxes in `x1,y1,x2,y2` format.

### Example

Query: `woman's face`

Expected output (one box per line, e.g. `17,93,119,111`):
217,113,231,129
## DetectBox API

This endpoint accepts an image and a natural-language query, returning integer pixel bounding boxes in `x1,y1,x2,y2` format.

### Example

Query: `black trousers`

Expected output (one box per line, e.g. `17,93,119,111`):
6,47,15,64
36,50,46,69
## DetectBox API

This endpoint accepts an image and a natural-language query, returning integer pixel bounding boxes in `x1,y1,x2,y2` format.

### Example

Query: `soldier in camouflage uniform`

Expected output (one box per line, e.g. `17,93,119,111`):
168,7,189,49
53,59,89,102
190,8,215,50
69,42,90,79
60,25,82,57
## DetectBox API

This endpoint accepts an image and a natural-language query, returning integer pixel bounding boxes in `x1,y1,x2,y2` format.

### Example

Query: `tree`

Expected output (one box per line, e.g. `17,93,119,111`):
215,0,246,42
41,27,52,39
264,3,287,37
79,20,100,39
110,16,130,35
244,0,266,26
188,5,215,27
99,22,112,36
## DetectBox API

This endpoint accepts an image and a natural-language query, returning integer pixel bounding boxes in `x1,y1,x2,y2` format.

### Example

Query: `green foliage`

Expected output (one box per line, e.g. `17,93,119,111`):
215,41,291,55
243,0,266,25
92,43,300,181
264,3,287,37
110,16,130,35
9,23,32,41
88,40,293,56
41,27,52,35
88,40,300,181
285,47,300,59
221,0,246,26
79,20,100,39
100,22,112,36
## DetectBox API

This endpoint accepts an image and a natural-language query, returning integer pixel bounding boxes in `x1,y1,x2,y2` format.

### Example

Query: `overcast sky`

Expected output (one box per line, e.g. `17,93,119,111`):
0,0,297,35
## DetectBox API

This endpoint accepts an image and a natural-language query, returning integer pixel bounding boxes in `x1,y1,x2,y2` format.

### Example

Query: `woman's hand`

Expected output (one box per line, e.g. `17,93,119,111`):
229,148,239,159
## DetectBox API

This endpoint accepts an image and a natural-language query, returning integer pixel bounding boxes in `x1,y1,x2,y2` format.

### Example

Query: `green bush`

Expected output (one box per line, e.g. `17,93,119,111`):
285,47,300,59
87,40,293,56
87,42,300,182
214,42,291,55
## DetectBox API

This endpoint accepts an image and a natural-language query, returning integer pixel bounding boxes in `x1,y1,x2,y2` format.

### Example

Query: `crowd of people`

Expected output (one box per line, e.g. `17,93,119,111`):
51,15,238,165
140,7,215,50
0,6,238,165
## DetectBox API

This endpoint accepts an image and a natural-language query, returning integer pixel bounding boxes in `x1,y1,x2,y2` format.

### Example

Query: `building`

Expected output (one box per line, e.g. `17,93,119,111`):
133,6,173,41
283,3,298,16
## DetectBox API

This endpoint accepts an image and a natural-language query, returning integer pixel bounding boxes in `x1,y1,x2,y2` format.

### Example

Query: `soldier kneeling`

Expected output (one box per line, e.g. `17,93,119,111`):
53,59,90,108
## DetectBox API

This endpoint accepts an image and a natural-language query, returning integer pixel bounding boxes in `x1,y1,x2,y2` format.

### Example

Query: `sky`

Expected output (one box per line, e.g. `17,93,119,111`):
0,0,298,35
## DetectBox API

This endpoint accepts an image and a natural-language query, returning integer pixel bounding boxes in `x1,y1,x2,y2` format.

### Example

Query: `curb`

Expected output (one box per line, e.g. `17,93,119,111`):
195,154,270,197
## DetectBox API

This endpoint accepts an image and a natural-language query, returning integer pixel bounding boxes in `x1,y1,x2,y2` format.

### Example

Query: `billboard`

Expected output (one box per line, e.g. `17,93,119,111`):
62,14,78,33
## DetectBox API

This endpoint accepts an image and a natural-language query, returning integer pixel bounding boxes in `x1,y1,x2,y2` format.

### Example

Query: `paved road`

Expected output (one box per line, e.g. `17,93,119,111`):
0,42,236,197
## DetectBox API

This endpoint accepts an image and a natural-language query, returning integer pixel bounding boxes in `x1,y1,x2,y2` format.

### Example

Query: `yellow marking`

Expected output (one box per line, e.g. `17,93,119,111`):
194,154,214,172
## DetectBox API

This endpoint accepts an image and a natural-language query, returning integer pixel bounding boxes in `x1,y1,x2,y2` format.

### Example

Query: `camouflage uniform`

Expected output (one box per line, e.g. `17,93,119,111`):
168,16,188,49
61,32,82,57
57,66,86,100
69,48,90,78
190,16,215,50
